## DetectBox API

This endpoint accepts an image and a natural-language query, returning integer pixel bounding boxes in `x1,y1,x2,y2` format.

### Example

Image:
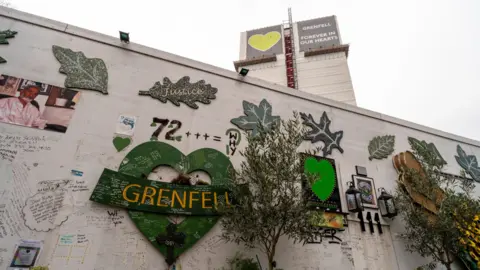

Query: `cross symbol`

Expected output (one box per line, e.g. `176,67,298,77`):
203,133,210,140
186,131,191,137
156,223,186,266
195,133,201,139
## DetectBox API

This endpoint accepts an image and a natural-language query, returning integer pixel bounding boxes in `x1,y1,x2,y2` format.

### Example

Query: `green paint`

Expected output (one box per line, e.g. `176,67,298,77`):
408,137,447,166
52,45,109,94
455,145,480,182
138,76,217,109
368,135,395,160
230,99,280,137
175,136,182,141
151,122,157,127
300,112,344,157
90,169,231,215
0,30,17,64
113,136,131,152
117,141,233,260
304,157,336,201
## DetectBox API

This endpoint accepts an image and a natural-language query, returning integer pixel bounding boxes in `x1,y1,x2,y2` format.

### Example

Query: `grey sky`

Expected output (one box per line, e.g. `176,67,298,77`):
7,0,480,141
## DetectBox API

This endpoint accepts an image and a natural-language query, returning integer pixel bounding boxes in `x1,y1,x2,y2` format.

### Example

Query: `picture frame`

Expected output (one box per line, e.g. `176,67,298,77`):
352,175,378,209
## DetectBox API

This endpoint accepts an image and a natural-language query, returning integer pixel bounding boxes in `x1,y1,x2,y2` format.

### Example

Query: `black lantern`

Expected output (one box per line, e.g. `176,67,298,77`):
377,188,398,218
345,181,363,212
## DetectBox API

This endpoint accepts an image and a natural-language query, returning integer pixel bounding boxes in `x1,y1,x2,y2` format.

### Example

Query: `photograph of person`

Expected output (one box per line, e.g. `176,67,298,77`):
0,74,81,133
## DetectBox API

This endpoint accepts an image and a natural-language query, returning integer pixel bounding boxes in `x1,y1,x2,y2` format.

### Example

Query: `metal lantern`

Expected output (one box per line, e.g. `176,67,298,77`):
345,181,364,212
377,188,398,218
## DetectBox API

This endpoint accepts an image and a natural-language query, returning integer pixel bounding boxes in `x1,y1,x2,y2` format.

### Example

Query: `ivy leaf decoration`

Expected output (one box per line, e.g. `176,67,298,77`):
368,135,395,160
52,45,108,94
408,137,447,166
230,99,280,137
455,145,480,182
300,112,344,157
0,30,17,64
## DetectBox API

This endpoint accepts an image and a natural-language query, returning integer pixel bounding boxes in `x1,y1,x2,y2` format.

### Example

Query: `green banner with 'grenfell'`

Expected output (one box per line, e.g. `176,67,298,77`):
89,169,232,216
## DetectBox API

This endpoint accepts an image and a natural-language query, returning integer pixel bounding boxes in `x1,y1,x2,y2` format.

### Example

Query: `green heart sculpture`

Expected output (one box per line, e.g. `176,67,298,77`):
113,136,131,152
304,157,336,201
118,141,233,260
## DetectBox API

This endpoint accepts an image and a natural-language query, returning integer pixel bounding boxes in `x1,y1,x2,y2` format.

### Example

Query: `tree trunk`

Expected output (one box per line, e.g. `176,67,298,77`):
268,253,274,270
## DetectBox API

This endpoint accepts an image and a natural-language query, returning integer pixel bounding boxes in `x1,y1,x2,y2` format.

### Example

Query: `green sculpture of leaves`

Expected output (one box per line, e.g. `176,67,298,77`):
368,135,395,160
230,99,280,137
0,30,17,64
455,145,480,182
52,45,108,94
300,112,344,157
408,137,447,166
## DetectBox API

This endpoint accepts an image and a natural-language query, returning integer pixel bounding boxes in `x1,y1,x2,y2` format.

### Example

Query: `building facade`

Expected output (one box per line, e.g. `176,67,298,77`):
234,13,356,106
0,7,478,270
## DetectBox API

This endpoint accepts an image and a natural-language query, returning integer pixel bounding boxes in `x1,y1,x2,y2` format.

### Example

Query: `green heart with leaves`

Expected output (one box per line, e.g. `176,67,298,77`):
304,157,336,201
118,141,233,260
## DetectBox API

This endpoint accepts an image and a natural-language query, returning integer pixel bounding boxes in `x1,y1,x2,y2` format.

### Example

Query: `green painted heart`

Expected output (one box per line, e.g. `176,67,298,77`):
304,157,336,201
113,136,131,152
118,141,233,260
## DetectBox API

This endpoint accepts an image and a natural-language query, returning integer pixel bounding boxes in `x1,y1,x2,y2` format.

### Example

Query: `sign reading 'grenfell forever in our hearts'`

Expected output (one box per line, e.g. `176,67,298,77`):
90,168,232,216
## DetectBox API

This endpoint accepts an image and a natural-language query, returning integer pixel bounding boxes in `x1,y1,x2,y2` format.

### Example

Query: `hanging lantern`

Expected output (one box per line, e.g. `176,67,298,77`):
345,181,363,213
377,188,398,218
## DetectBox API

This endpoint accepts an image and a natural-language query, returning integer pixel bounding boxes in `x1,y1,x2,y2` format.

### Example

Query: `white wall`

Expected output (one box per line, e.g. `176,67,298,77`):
0,7,478,270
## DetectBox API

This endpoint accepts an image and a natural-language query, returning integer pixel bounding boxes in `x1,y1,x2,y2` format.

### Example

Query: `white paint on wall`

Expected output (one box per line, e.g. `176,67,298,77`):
0,6,478,270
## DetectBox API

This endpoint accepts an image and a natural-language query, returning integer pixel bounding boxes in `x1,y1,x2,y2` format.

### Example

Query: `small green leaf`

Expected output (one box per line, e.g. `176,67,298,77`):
175,136,182,141
368,135,395,160
150,122,157,127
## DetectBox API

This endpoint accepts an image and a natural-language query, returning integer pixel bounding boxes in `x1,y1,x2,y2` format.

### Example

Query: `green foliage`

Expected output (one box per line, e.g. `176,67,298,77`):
394,139,480,270
219,112,322,270
226,252,259,270
30,267,49,270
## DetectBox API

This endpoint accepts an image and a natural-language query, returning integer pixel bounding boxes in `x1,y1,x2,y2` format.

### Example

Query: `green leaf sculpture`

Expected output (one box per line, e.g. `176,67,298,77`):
368,135,395,160
408,137,447,166
300,111,344,157
52,45,108,94
0,30,17,64
230,99,280,137
138,76,217,109
455,145,480,182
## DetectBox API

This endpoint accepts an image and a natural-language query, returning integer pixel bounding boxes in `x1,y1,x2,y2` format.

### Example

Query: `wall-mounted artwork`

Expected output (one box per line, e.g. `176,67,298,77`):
367,135,395,161
302,154,343,213
89,141,234,267
0,30,17,63
408,137,447,166
310,211,344,229
52,45,108,94
115,115,137,137
455,145,480,182
0,74,81,133
352,175,378,209
230,99,280,137
139,76,217,109
300,112,344,157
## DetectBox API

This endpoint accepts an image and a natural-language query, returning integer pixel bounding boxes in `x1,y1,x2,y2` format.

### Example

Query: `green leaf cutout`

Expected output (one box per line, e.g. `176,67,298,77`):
300,112,344,157
455,145,480,182
408,137,447,166
52,45,108,94
368,135,395,160
0,30,17,64
230,99,281,137
138,76,217,109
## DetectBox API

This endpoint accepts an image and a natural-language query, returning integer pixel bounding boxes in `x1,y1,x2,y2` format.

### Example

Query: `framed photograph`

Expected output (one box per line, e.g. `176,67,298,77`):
352,175,378,209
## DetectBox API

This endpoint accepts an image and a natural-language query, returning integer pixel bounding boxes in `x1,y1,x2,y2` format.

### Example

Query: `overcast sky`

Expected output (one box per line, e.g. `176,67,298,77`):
7,0,480,141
